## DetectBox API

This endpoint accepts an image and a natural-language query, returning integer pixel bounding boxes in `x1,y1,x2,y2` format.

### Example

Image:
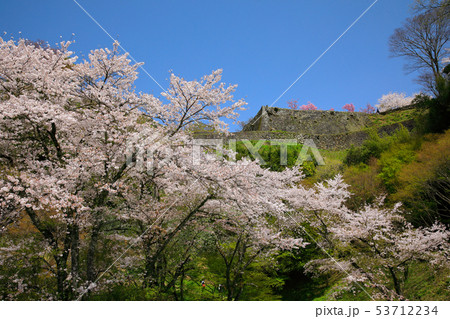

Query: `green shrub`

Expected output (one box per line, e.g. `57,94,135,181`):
343,161,385,210
413,85,450,133
392,130,450,225
378,145,416,193
345,132,390,165
301,161,316,177
233,141,318,174
344,127,412,166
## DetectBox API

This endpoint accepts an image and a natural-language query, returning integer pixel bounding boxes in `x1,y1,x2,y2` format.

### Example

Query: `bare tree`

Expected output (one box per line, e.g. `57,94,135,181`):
237,118,251,131
413,0,450,13
389,7,449,93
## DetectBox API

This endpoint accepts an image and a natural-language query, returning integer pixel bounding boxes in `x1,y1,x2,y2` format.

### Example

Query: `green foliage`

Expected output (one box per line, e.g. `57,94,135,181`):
345,132,390,165
233,140,317,176
342,124,450,227
392,130,450,225
344,126,413,167
197,248,285,301
343,162,384,210
188,122,217,133
378,145,416,193
413,82,450,133
3,120,448,303
313,262,450,301
89,285,150,301
366,108,417,129
239,268,285,301
275,237,333,301
301,161,316,177
302,149,346,185
401,262,450,301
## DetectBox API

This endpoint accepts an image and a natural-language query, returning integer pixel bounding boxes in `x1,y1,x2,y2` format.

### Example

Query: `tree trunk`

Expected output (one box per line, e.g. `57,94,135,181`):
26,208,70,300
388,266,402,296
225,265,233,301
55,256,67,300
70,223,80,294
86,222,101,284
143,195,211,287
179,270,185,301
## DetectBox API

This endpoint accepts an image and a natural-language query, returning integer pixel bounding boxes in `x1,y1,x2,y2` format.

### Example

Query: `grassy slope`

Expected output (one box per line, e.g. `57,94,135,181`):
366,108,418,130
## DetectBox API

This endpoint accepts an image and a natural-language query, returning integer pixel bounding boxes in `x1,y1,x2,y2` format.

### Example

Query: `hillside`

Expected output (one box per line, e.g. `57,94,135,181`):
194,106,419,150
223,124,450,301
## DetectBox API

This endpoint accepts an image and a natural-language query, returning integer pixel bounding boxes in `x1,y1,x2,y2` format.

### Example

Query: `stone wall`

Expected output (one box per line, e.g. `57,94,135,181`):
194,119,415,150
194,105,417,150
243,106,372,135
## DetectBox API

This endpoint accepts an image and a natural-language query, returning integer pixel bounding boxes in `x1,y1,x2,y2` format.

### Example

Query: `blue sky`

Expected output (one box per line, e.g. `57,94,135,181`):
1,0,420,130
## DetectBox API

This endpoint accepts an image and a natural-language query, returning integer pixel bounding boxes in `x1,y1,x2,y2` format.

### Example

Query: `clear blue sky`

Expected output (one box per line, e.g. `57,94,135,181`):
1,0,420,130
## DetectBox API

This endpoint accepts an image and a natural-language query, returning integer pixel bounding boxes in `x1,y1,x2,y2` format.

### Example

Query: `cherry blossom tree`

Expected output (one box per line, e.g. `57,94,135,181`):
376,92,416,113
0,37,303,300
286,176,449,300
158,70,246,135
343,103,355,112
0,37,248,298
202,165,305,300
300,102,317,111
326,200,448,299
1,36,448,301
287,99,299,110
360,104,376,114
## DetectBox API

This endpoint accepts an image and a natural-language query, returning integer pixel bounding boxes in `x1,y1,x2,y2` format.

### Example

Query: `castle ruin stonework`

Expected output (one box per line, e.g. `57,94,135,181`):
243,106,372,134
194,106,415,150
